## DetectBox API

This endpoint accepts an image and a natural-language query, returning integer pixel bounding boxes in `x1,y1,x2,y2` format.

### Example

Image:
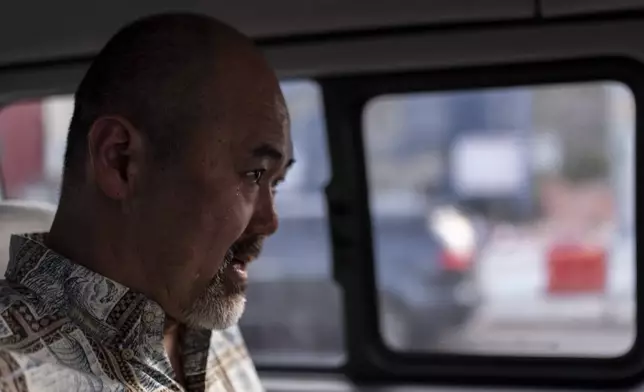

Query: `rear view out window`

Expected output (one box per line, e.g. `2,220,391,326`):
363,81,635,358
0,79,344,367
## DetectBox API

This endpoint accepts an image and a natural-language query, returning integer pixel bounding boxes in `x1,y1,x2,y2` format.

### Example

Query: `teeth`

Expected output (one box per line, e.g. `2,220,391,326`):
233,263,248,277
232,262,248,276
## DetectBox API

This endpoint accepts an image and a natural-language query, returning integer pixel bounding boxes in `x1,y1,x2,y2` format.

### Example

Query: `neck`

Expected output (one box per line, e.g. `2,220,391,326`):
46,200,153,300
46,195,186,326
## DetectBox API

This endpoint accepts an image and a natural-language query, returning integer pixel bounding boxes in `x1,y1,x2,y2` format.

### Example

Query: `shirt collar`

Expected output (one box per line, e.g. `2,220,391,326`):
6,233,168,352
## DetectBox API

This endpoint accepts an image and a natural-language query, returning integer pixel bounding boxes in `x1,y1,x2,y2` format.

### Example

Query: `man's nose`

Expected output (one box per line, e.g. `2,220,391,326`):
249,190,279,236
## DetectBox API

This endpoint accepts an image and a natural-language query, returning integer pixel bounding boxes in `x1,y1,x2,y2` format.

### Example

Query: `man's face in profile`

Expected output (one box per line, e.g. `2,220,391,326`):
134,77,293,330
182,93,292,330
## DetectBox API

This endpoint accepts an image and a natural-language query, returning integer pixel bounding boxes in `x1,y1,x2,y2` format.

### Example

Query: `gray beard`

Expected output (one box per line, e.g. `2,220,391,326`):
180,248,247,330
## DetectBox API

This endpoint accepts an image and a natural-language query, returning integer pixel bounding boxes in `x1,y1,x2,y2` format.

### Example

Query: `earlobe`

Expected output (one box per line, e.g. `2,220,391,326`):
87,115,144,201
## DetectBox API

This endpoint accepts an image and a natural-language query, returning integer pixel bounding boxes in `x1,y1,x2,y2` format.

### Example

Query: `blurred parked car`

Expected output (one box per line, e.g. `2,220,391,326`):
240,193,483,355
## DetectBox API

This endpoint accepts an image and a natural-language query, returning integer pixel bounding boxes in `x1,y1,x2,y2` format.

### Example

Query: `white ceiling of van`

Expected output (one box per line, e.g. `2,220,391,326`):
2,0,644,67
0,0,533,66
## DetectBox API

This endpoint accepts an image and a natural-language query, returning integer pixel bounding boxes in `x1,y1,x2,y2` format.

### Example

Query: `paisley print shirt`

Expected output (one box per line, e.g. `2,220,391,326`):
0,233,264,392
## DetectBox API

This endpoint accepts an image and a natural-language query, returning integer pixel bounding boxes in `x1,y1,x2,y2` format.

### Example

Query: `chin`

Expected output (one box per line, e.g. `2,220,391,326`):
182,292,247,330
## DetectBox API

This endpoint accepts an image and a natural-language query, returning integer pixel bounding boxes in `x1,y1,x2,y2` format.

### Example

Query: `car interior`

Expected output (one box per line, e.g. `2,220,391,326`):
0,0,642,391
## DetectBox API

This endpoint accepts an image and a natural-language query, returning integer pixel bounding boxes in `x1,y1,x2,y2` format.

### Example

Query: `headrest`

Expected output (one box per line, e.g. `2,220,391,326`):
0,200,56,276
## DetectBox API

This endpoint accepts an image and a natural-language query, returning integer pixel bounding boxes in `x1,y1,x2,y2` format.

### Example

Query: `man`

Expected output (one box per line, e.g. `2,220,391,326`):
0,12,292,392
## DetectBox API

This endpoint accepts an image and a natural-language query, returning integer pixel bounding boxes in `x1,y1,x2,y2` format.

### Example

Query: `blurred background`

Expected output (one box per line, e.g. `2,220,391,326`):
0,79,635,365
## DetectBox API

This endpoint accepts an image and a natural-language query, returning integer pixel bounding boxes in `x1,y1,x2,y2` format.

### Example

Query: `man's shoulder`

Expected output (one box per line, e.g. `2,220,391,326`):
0,280,62,349
0,281,64,392
0,347,127,392
0,348,30,391
0,280,41,311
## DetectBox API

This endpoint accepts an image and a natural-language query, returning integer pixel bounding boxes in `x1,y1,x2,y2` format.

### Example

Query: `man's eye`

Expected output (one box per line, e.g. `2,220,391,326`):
246,170,265,184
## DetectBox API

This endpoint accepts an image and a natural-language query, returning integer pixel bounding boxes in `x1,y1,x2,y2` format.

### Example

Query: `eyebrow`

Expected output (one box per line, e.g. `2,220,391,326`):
252,143,296,168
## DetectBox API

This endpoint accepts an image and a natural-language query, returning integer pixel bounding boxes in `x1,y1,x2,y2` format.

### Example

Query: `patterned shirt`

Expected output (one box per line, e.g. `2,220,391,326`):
0,233,264,392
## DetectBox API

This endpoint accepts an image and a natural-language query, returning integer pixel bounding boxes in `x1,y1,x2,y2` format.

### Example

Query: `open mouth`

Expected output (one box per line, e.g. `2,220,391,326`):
225,237,263,286
231,257,249,274
223,257,249,290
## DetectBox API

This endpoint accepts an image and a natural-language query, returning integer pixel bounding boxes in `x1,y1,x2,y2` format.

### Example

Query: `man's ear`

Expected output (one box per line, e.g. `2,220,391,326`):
86,116,145,200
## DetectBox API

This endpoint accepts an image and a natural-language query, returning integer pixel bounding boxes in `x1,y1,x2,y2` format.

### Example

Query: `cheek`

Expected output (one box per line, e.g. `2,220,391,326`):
214,189,255,240
196,189,255,268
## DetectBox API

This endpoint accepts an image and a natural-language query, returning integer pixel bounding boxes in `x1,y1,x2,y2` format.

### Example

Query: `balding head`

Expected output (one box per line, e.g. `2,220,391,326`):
50,13,292,330
65,13,277,182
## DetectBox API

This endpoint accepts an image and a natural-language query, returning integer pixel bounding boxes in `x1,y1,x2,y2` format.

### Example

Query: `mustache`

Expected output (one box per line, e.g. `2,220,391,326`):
229,236,265,262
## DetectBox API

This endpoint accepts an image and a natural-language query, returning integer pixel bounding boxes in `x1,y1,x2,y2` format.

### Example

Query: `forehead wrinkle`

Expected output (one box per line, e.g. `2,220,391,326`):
274,94,293,161
259,92,289,126
277,95,290,127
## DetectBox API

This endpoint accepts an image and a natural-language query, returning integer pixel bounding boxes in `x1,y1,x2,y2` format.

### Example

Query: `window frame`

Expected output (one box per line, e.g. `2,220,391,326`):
244,78,347,372
0,54,642,388
319,56,644,388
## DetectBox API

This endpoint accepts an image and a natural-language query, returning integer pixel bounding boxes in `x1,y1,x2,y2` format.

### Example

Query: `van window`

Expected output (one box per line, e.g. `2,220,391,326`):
363,81,635,357
0,79,343,366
